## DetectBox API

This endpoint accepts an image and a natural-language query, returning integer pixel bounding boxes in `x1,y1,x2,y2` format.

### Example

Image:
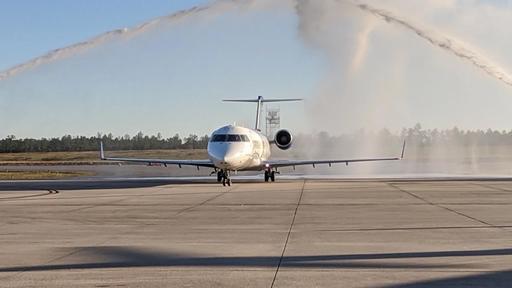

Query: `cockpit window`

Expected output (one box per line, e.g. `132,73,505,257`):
227,134,241,142
210,134,250,142
211,134,227,142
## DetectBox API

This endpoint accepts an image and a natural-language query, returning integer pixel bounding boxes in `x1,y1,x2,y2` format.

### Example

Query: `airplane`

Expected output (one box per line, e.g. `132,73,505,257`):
100,96,405,186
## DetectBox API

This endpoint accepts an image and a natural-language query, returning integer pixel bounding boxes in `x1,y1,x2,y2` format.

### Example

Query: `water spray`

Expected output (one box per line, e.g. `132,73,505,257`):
3,0,512,91
348,0,512,88
0,2,235,81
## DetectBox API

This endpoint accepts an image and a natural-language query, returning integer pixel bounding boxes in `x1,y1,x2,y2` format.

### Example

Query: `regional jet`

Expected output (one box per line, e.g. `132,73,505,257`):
100,96,405,186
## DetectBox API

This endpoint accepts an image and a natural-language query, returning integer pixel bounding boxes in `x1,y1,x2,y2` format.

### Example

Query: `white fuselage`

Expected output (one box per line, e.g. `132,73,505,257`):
207,125,271,171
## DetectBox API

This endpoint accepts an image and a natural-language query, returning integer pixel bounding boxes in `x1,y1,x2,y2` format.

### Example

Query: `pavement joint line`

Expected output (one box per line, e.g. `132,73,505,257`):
173,185,240,217
49,192,215,200
388,183,509,233
472,183,512,193
65,197,131,213
0,191,223,203
94,185,242,244
64,184,185,213
270,180,306,288
59,185,240,228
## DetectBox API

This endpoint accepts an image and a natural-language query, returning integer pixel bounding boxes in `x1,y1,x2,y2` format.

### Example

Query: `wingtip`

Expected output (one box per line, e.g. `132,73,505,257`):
100,141,105,160
401,140,406,159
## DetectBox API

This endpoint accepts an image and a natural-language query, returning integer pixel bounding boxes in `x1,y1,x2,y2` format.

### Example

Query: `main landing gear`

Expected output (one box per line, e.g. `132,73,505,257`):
216,170,231,186
213,169,277,185
264,170,276,182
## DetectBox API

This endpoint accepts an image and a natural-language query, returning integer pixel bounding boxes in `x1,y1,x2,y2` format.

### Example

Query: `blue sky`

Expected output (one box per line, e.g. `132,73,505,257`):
1,0,512,138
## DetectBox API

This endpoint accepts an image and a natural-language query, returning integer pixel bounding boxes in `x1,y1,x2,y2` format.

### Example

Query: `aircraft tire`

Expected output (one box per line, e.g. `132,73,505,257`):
270,171,275,182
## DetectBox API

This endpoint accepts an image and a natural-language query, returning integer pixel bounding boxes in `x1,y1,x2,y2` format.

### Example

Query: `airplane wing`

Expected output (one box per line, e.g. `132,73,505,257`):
264,141,406,169
99,142,215,168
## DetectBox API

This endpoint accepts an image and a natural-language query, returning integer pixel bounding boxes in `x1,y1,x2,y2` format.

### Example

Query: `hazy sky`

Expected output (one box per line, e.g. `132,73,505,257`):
1,0,512,138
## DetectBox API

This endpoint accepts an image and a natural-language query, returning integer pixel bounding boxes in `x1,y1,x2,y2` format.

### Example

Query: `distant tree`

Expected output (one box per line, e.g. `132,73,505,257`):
183,134,199,149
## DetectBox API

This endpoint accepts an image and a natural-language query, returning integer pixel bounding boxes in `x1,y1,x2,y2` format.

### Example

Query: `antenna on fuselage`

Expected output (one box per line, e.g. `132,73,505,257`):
222,96,302,131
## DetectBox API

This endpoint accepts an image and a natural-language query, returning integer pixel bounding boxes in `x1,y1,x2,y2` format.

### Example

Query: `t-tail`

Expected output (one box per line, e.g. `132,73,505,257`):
223,96,302,131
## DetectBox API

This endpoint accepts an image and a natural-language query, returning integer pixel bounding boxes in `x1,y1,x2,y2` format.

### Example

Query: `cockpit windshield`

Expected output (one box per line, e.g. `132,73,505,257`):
211,134,249,142
227,134,241,142
211,134,227,142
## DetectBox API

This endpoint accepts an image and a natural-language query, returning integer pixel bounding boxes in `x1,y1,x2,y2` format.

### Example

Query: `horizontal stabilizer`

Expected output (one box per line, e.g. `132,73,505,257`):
223,96,302,130
223,98,302,103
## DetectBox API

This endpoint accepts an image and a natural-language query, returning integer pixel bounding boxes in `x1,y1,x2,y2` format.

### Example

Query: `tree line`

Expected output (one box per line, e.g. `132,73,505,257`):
292,124,512,154
0,132,209,153
1,124,512,153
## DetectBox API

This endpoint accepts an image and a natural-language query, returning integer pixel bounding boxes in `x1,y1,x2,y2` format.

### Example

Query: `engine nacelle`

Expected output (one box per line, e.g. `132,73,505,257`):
274,129,293,150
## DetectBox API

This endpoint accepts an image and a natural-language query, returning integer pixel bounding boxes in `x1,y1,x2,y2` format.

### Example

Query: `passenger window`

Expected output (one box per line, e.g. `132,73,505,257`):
241,135,249,142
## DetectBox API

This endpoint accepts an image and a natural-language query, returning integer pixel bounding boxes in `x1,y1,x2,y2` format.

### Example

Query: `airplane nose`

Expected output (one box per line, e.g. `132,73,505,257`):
222,151,238,164
209,144,241,167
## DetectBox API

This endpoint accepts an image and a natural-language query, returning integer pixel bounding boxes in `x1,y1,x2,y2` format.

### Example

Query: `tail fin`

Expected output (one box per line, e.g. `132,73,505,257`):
223,96,302,130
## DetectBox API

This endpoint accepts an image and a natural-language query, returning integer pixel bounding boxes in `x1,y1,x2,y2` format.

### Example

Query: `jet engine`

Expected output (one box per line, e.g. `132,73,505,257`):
274,129,293,150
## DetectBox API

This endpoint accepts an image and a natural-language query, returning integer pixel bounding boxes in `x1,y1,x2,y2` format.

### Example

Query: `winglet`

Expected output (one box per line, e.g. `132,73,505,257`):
400,140,406,159
100,141,105,160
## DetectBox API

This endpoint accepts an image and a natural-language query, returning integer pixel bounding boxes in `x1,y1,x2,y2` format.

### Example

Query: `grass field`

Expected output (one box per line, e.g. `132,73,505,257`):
0,170,93,180
0,149,208,165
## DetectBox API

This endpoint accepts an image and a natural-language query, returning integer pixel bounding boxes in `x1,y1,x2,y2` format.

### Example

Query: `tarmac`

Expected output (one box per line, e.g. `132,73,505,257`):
1,178,512,287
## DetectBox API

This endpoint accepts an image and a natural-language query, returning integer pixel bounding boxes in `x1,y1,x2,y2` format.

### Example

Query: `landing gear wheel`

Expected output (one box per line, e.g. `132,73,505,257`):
264,171,270,182
220,170,231,187
270,171,275,182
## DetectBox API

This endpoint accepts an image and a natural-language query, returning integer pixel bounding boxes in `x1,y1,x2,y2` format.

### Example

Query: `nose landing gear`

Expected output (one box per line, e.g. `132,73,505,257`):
217,170,231,186
264,170,276,182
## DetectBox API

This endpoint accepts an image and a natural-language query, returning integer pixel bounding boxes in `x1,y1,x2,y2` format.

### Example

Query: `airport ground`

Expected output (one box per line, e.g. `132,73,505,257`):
1,177,512,287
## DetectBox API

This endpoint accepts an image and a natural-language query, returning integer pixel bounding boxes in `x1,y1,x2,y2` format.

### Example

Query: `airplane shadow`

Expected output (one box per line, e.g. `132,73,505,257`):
1,246,512,287
380,270,512,288
0,177,283,191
